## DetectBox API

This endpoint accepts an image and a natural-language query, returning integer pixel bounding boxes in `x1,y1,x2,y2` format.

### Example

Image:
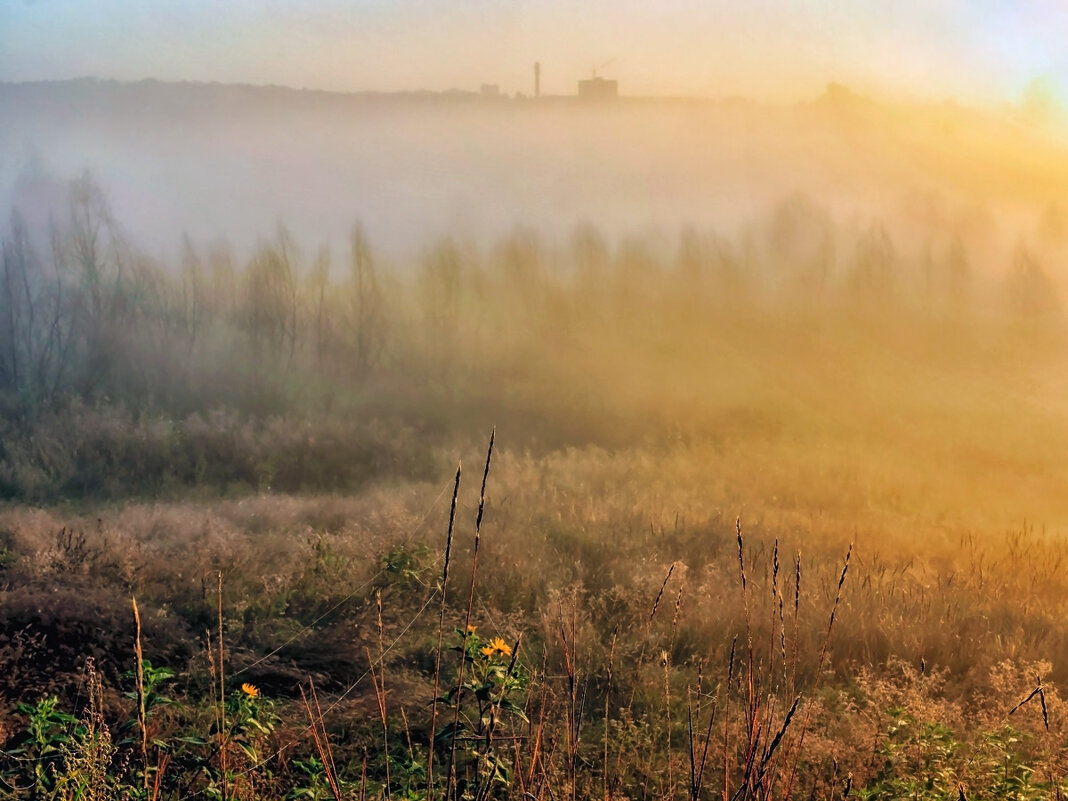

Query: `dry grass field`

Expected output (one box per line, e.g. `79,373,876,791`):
5,163,1068,798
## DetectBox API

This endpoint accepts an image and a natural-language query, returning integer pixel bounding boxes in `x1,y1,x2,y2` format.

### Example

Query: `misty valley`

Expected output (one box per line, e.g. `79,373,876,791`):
3,79,1068,800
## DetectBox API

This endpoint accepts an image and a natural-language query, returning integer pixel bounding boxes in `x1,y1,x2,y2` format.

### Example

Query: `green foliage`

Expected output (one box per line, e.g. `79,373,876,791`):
2,696,86,795
380,542,435,593
120,660,179,749
972,727,1049,800
861,709,963,800
433,627,528,800
226,685,280,762
859,713,1055,801
287,755,341,800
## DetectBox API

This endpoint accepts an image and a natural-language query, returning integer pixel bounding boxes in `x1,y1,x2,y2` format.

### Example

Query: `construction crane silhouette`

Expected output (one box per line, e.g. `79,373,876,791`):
591,58,615,79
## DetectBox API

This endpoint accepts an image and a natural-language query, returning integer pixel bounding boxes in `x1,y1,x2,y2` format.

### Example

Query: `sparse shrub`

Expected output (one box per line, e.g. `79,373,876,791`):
0,583,192,703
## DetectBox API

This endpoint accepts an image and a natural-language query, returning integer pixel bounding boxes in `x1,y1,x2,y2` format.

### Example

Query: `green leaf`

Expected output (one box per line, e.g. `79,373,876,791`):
435,721,464,743
499,699,529,722
175,735,211,746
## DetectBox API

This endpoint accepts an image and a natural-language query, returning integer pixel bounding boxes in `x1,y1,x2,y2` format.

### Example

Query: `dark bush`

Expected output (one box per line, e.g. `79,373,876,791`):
0,581,194,704
0,402,439,502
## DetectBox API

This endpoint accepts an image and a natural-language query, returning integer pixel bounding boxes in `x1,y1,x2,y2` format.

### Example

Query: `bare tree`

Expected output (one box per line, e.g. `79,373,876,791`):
242,225,299,365
179,234,206,353
419,238,463,360
847,222,897,305
308,245,332,370
49,172,138,398
348,224,386,375
1005,241,1060,322
0,210,77,407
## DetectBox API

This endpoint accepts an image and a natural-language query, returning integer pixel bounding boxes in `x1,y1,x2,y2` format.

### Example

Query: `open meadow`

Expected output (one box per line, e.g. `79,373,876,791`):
6,99,1068,795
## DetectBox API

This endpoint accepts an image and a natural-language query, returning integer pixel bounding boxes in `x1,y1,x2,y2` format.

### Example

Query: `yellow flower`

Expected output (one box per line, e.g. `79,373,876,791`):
241,682,260,698
481,637,512,658
465,625,478,635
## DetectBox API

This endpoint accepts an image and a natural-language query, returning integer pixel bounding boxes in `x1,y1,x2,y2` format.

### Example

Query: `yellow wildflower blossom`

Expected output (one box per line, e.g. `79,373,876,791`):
241,682,260,698
481,637,512,657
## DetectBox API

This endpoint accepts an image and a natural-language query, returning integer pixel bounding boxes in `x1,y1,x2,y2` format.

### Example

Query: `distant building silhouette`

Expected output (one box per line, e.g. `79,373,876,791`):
577,76,617,100
480,83,501,98
534,62,541,98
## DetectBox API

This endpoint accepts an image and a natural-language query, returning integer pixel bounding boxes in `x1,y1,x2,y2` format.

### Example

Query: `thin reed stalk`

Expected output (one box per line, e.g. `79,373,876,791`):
613,561,676,791
368,648,390,798
217,572,227,801
723,636,737,801
665,585,684,801
427,462,462,797
783,543,852,801
603,625,618,801
686,671,719,801
373,588,391,798
447,429,495,801
132,596,149,795
300,679,343,801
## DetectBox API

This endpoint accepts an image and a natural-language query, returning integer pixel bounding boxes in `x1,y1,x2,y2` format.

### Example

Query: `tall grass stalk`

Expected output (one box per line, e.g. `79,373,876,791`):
447,429,494,801
300,679,343,801
132,596,149,795
217,571,228,801
428,462,462,797
783,542,852,801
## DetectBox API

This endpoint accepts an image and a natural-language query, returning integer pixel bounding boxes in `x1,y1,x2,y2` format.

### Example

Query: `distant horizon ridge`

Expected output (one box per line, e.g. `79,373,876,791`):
0,74,873,105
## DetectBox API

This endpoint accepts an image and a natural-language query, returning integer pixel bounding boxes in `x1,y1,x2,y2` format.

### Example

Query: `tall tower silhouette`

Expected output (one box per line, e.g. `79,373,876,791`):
534,62,541,98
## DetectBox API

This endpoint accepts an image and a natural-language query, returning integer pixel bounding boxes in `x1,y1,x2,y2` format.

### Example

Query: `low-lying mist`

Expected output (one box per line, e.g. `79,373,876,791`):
2,159,1068,534
2,79,1067,265
3,79,1068,528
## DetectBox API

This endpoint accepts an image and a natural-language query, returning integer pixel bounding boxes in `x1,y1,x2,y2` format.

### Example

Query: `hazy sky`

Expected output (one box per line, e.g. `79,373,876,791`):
1,1,1066,103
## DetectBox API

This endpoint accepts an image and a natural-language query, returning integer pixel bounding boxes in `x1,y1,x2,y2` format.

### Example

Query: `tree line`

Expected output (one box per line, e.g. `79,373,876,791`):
1,175,1063,424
